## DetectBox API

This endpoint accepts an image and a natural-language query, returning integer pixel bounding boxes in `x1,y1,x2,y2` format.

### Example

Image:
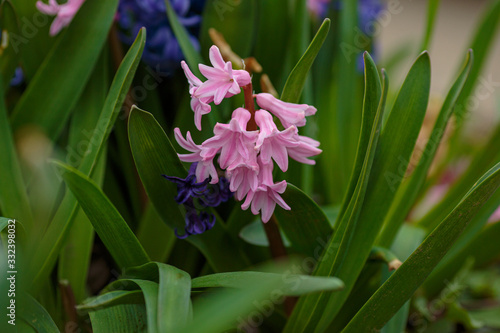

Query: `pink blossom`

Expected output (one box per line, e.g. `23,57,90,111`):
181,61,212,131
174,128,219,183
202,108,258,170
255,93,317,128
255,110,322,171
489,206,500,223
36,0,85,36
195,46,251,104
226,163,259,201
241,160,290,223
287,135,322,165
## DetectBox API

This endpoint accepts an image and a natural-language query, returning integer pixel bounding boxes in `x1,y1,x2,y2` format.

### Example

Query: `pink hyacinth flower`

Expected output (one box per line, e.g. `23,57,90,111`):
255,110,322,171
201,108,258,170
195,46,251,105
36,0,85,36
174,128,219,183
255,93,317,128
489,206,500,223
181,61,212,131
255,109,299,172
242,159,290,223
287,134,322,165
226,163,259,201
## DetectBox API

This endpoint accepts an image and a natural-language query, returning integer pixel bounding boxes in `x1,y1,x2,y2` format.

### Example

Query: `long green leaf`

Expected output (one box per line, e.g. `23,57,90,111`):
89,304,148,333
27,29,145,294
285,53,388,333
53,161,150,269
10,0,119,140
281,18,330,103
315,53,429,331
191,271,343,296
19,294,59,333
377,50,473,247
157,264,191,332
342,162,500,333
78,290,145,312
420,0,441,51
274,184,332,257
453,0,500,128
0,76,32,229
58,51,109,303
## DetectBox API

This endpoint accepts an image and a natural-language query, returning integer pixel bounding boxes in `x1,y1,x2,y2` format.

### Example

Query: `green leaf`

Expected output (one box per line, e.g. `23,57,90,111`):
58,52,109,303
136,204,176,262
377,50,473,247
156,264,192,332
89,304,148,333
420,0,441,51
128,106,186,231
192,271,344,296
281,18,330,103
19,294,59,333
10,0,119,140
342,162,500,333
110,262,192,332
453,0,500,128
274,184,332,257
53,161,150,269
285,53,388,333
316,53,430,331
0,76,33,229
78,290,145,312
27,28,145,294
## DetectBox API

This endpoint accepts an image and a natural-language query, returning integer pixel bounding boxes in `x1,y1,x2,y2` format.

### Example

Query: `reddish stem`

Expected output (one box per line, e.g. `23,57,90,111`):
243,83,257,131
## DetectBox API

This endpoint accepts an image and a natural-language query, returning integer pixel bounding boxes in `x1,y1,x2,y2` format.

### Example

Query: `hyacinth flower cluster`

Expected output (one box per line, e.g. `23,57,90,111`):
36,0,86,36
163,163,232,238
172,45,321,227
117,0,205,71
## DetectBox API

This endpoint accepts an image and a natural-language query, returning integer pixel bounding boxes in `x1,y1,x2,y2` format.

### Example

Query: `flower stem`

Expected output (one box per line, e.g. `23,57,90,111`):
243,83,257,131
263,214,297,316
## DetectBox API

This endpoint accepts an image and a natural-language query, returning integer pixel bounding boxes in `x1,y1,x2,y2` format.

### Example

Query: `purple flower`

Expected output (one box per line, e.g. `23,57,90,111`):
117,0,205,72
175,208,215,239
164,162,232,238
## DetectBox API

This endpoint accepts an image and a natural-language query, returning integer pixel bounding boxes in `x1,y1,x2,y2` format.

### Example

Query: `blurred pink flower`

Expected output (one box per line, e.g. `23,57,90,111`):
36,0,85,36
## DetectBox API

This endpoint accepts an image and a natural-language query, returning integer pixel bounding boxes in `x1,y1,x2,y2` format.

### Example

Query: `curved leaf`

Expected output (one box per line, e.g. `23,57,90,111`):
281,18,330,103
191,271,344,296
342,162,500,333
53,161,150,269
78,290,145,312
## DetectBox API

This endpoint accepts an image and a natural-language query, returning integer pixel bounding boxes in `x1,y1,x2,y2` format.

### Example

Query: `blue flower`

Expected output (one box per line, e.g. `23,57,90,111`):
175,207,215,239
164,162,233,238
117,0,205,73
